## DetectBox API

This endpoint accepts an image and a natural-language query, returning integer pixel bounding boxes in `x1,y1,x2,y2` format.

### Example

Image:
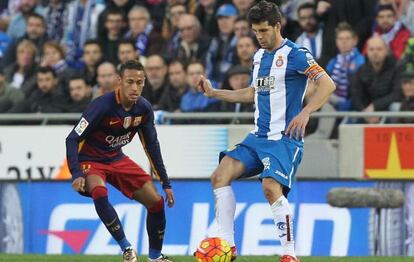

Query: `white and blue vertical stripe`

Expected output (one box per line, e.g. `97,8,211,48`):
251,40,310,141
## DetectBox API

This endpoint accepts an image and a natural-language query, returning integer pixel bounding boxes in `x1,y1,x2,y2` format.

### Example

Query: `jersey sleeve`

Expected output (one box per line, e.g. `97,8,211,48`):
294,48,326,81
137,104,171,189
65,98,107,180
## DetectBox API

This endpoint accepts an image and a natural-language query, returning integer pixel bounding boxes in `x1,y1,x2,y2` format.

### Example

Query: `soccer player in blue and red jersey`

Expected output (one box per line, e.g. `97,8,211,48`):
198,1,336,262
66,60,174,262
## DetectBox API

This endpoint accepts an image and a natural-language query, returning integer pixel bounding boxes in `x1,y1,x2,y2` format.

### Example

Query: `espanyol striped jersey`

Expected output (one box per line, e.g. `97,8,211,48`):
250,39,326,140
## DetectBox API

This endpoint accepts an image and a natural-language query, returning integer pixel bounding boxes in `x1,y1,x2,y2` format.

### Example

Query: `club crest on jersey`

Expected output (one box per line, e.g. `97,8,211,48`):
262,157,270,170
133,116,142,126
81,164,91,174
275,56,284,67
123,116,132,129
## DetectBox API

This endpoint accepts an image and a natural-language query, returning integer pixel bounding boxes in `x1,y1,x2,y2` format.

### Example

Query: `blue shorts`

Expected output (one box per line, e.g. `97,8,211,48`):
220,133,304,196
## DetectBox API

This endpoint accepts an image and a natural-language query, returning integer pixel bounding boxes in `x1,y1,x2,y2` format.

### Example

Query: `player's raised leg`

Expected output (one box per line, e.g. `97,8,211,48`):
133,181,171,262
211,156,245,259
262,178,299,262
85,174,136,262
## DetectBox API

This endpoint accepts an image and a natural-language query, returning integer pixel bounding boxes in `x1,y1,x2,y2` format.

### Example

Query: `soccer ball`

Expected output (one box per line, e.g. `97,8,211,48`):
194,237,232,262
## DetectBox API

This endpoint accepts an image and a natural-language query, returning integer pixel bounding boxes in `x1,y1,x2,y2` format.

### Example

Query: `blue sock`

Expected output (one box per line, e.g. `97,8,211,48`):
146,202,166,259
149,248,161,259
118,237,132,251
94,196,130,251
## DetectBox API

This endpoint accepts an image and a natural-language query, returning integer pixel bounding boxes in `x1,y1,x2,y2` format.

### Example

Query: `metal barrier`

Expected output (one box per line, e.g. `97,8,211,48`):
0,111,413,125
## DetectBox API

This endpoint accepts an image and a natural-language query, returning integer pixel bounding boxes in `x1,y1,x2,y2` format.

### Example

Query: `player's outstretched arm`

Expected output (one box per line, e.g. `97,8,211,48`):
198,75,255,103
286,74,336,139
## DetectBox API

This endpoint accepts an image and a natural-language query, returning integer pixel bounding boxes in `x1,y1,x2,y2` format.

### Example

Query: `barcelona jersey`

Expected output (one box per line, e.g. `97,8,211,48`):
66,89,170,188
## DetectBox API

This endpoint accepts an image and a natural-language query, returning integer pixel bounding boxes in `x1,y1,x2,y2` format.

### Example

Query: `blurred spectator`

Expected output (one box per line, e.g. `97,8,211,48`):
205,4,238,83
220,65,254,119
8,66,64,113
145,54,168,108
194,0,219,37
99,8,126,65
175,14,210,65
125,5,164,57
402,37,414,71
180,61,219,112
0,68,24,113
281,6,301,41
117,39,147,66
232,0,254,17
79,40,103,87
398,70,414,123
236,35,256,69
351,36,402,123
0,20,11,64
162,3,187,57
0,1,9,17
7,0,46,40
93,62,118,99
315,0,377,58
40,41,74,90
326,23,365,111
397,0,414,34
364,4,411,60
158,60,188,112
378,0,414,34
280,0,308,21
63,0,105,66
2,13,48,68
0,0,20,20
97,0,135,38
64,74,92,112
4,40,37,97
295,3,326,64
234,17,250,38
44,0,67,42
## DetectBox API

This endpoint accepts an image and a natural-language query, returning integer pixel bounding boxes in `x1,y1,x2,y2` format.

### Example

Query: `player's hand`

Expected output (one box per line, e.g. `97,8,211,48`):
198,75,215,97
164,188,175,208
285,109,310,140
72,177,86,192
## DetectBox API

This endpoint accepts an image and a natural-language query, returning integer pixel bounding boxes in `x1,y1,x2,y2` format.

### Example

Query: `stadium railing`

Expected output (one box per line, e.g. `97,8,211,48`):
0,111,413,125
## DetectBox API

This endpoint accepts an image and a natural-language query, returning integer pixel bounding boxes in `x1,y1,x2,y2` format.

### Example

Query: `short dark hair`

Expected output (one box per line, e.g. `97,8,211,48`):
83,39,102,49
297,2,316,16
186,60,204,71
37,66,56,77
27,13,46,25
118,39,137,50
377,4,395,16
118,59,145,76
235,16,248,24
169,60,185,70
106,8,125,19
247,1,281,26
69,74,88,84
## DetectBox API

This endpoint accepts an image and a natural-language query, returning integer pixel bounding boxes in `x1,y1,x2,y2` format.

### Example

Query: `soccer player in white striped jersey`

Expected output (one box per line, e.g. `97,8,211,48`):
198,1,335,262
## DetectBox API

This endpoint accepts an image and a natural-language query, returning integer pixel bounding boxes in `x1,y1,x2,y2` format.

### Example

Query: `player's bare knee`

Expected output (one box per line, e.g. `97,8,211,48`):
211,170,231,188
146,195,164,213
262,179,283,203
263,186,276,202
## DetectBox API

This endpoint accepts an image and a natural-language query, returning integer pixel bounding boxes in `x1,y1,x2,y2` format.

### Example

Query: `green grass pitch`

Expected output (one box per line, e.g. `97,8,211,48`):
1,255,413,261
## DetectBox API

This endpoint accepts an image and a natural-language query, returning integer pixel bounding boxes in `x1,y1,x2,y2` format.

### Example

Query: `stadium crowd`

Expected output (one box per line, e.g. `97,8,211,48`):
0,0,413,125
